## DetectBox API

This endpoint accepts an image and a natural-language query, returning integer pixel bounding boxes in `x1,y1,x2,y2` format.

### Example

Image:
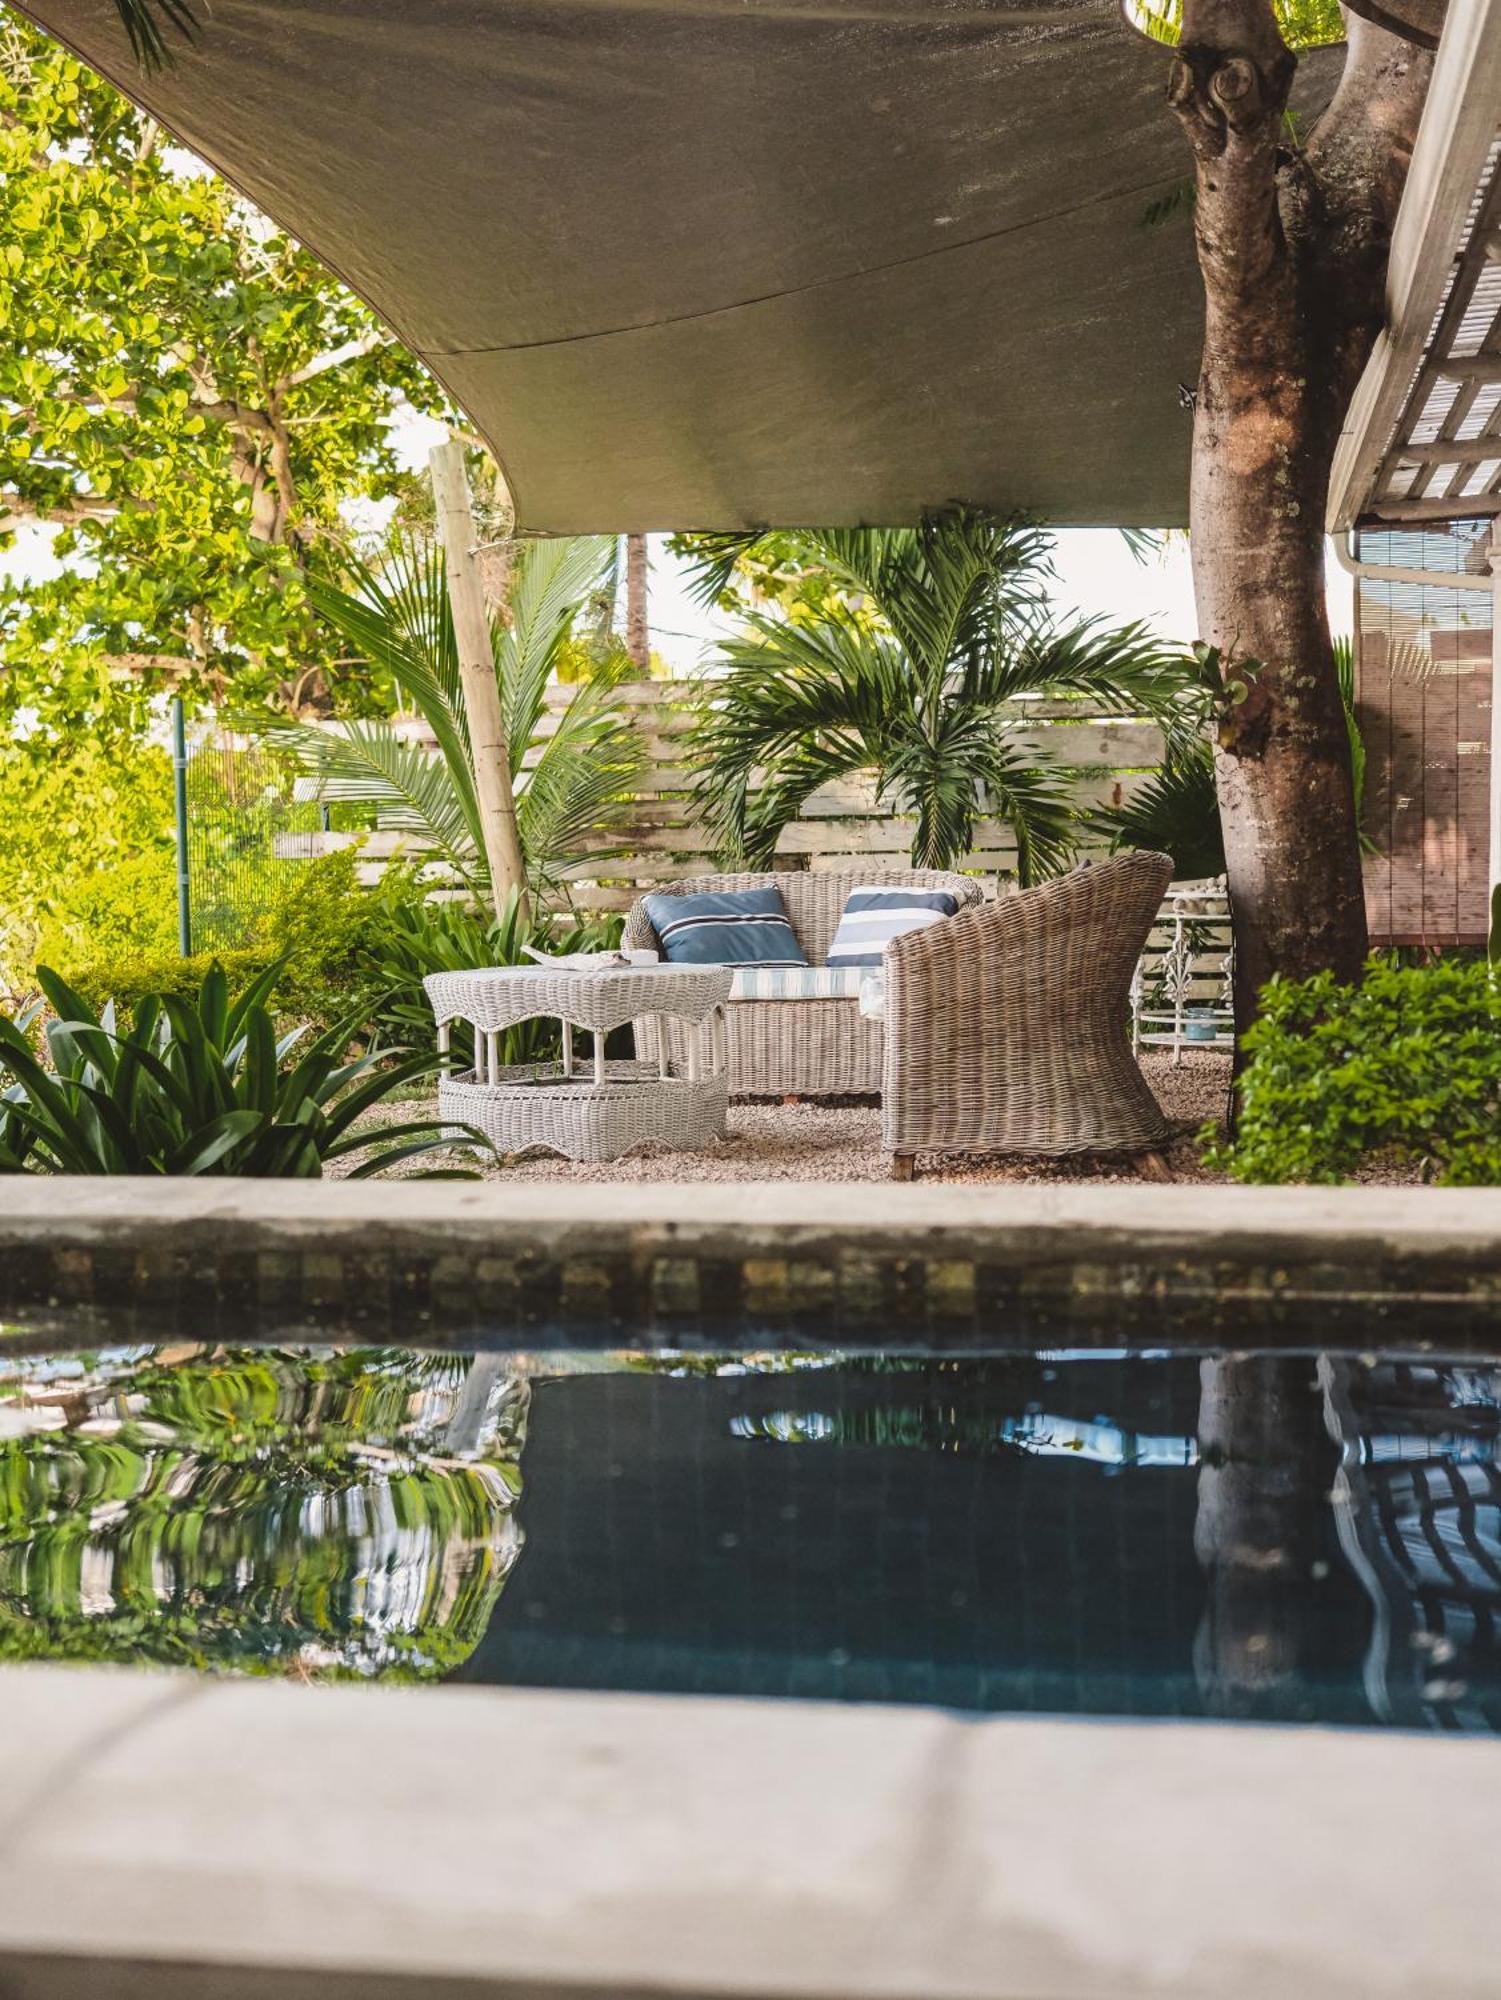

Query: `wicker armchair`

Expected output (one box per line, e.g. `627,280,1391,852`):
623,868,982,1098
882,849,1174,1175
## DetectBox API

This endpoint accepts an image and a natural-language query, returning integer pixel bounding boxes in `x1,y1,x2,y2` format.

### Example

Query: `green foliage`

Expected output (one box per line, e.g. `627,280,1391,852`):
363,891,621,1068
263,535,646,900
0,23,446,737
46,848,427,1037
1123,0,1344,49
0,734,176,997
1102,746,1225,880
688,509,1198,882
0,962,480,1177
1096,630,1370,881
1206,959,1501,1187
0,1345,525,1678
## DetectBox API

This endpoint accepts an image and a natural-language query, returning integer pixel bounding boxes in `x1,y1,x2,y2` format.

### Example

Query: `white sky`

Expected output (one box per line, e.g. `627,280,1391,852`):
642,526,1357,674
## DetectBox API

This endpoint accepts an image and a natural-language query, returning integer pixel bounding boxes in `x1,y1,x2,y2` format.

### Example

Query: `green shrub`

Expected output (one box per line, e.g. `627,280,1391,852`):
0,964,482,1178
0,739,174,1001
1207,958,1500,1186
50,850,429,1038
363,893,623,1064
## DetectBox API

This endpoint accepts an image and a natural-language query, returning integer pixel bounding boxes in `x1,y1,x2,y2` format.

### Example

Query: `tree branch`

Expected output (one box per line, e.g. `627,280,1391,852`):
1306,9,1433,249
0,492,137,525
276,329,388,394
1169,0,1295,298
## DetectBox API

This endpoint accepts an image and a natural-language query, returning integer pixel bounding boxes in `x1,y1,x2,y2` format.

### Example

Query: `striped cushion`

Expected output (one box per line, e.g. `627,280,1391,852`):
826,885,960,967
644,886,808,967
728,966,866,1001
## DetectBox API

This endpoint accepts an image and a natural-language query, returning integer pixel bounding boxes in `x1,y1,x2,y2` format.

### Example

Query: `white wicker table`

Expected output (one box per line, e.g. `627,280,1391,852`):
424,964,732,1162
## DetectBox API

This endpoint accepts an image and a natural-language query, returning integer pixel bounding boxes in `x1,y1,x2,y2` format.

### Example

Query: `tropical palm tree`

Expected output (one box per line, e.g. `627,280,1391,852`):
688,509,1197,884
265,534,645,904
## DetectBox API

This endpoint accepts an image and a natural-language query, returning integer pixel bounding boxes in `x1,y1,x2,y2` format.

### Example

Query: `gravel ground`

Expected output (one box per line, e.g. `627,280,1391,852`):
344,1051,1243,1185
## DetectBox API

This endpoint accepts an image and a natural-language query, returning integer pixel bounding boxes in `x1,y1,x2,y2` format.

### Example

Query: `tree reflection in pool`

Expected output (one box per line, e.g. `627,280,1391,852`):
0,1347,528,1679
2,1345,1499,1728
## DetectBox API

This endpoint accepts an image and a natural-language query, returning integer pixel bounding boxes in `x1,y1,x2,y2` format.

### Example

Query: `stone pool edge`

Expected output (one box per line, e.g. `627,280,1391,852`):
0,1664,1497,2000
1,1180,1499,1349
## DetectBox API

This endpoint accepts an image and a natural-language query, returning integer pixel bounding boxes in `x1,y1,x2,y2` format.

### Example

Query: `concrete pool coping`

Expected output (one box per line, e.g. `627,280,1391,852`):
0,1664,1497,2000
0,1179,1499,1351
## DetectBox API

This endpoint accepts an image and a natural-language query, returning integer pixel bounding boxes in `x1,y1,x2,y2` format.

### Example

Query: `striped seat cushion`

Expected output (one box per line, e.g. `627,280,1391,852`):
727,966,866,1001
826,885,960,967
644,886,807,967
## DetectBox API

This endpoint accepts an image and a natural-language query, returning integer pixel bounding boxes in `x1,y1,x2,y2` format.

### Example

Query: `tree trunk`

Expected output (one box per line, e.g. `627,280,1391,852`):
1169,3,1431,1032
429,439,530,925
625,532,650,671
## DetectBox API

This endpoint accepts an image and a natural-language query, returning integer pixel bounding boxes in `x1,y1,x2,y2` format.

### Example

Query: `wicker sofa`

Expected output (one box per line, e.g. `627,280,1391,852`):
623,868,982,1097
882,848,1174,1175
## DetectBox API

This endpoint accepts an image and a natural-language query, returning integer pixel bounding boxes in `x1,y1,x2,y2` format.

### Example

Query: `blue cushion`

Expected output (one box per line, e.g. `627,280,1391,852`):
644,886,808,967
826,884,959,967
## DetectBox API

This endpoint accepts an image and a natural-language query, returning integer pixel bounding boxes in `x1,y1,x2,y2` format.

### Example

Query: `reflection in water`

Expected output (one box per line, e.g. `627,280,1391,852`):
1193,1355,1333,1720
0,1347,528,1680
5,1346,1501,1728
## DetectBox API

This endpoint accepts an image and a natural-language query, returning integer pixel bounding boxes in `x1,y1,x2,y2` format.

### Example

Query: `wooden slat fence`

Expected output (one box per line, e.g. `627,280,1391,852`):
280,679,1169,913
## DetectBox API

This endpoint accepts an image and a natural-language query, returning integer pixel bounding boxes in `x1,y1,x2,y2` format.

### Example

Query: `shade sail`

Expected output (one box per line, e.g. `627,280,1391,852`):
20,0,1338,532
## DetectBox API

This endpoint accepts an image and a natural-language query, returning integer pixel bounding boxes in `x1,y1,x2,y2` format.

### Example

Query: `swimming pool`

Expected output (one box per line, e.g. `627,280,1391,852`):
4,1341,1496,1731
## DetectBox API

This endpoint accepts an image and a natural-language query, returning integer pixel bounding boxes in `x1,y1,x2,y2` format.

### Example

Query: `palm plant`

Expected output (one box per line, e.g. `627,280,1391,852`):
265,535,645,906
688,509,1197,883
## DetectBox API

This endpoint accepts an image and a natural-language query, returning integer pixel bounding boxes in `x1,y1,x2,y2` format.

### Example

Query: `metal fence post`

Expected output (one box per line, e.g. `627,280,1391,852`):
172,697,192,957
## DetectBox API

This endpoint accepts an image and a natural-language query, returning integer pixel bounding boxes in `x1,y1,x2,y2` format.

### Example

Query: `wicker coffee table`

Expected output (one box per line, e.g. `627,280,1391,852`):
424,964,732,1163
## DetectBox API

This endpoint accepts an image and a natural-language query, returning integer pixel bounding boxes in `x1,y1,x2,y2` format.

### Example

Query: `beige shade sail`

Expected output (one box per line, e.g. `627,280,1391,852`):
18,0,1337,532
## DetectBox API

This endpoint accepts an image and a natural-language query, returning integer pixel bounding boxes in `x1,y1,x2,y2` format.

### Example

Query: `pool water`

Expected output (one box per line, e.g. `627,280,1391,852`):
2,1344,1498,1730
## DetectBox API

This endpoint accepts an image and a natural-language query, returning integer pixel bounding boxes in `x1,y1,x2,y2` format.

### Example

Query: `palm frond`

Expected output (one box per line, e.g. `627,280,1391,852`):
262,718,483,890
975,737,1078,887
498,536,617,768
687,508,1205,877
692,616,906,855
307,551,476,823
1095,743,1225,881
677,533,770,610
518,677,648,889
982,618,1191,716
111,0,198,70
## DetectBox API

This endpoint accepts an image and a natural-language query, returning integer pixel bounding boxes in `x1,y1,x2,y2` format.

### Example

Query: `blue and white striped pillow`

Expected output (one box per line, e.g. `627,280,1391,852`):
644,886,808,967
826,885,959,967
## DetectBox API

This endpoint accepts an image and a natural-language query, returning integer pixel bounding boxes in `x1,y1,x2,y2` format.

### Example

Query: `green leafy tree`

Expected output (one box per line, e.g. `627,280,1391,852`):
689,510,1195,882
0,20,446,734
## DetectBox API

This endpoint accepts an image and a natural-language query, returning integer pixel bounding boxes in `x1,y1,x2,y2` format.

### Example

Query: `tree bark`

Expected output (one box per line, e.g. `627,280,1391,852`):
1169,2,1431,1033
625,532,650,671
429,439,530,925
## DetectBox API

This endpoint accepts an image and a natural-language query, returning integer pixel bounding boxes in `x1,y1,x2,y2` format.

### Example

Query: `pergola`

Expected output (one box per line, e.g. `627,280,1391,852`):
1329,0,1501,943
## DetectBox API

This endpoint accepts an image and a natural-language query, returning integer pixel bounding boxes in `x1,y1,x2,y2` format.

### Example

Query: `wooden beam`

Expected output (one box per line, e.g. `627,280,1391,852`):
1426,353,1501,382
1389,434,1501,468
1367,492,1501,523
429,439,530,924
1327,0,1501,530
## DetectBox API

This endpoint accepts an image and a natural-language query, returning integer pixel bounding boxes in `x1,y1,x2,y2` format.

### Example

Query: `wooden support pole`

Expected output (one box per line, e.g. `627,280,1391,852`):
1489,520,1501,903
429,439,529,925
625,532,649,670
